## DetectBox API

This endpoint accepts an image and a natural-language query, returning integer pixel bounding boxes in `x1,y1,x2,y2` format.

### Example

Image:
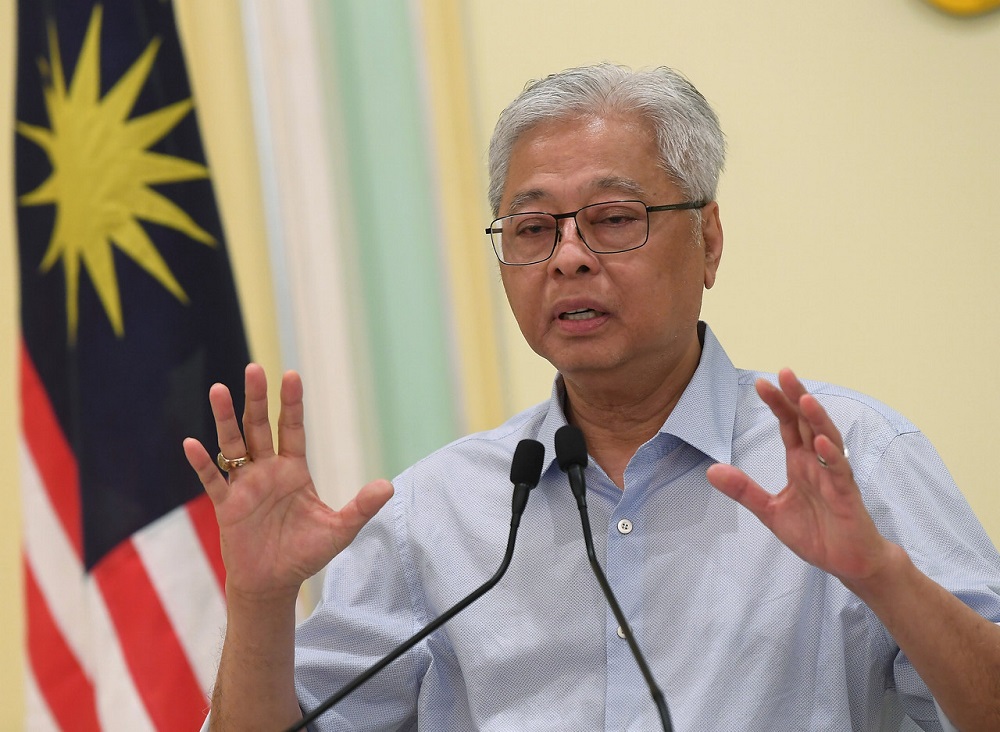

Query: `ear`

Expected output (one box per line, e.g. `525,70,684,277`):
701,201,724,289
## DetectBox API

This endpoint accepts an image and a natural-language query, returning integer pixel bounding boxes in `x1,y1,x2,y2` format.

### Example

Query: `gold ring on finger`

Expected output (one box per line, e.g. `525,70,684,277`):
217,451,252,472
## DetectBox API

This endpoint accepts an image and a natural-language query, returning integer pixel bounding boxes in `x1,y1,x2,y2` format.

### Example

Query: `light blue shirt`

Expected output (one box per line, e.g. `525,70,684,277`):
294,323,1000,731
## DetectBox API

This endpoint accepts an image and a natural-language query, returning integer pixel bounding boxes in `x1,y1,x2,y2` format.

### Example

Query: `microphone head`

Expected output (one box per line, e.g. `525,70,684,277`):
510,439,545,487
554,425,588,472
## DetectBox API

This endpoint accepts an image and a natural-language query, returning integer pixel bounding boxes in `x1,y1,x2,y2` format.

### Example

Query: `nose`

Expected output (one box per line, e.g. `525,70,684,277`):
548,216,599,275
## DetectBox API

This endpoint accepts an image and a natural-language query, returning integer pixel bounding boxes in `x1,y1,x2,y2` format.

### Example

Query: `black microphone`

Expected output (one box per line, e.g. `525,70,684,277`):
554,425,674,732
286,438,546,732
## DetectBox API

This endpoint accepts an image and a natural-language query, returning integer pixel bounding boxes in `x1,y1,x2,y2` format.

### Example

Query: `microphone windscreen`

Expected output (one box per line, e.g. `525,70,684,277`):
554,425,588,471
510,439,545,487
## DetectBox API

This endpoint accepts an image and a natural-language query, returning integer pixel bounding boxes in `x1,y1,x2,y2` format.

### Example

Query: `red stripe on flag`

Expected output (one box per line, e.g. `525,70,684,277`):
24,558,101,732
20,340,83,559
186,493,226,594
93,539,208,731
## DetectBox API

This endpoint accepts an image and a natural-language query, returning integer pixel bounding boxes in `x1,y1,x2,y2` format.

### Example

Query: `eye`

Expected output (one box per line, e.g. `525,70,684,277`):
513,215,556,238
588,204,643,228
596,213,640,226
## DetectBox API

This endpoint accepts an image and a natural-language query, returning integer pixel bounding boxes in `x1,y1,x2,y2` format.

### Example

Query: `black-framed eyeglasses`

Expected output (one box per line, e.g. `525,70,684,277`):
485,199,707,266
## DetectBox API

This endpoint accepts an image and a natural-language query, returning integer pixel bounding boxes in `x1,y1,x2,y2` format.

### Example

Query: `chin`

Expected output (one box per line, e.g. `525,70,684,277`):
533,332,630,375
548,352,628,379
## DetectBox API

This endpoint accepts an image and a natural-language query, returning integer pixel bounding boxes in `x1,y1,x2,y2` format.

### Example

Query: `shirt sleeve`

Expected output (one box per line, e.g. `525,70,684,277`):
293,471,429,731
861,430,1000,730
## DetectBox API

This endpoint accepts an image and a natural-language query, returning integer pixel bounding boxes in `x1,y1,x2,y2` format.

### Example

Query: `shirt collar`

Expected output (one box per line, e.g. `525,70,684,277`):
535,378,571,476
659,322,737,465
536,321,738,470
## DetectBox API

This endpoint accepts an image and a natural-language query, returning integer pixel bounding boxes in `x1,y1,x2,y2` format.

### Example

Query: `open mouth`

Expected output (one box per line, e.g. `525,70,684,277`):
559,308,605,321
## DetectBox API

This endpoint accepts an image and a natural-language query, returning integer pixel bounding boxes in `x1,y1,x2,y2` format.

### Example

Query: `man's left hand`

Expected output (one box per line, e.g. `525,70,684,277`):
706,368,896,587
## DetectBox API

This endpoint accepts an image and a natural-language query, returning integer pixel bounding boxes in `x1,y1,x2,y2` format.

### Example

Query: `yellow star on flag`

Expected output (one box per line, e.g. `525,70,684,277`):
17,4,216,342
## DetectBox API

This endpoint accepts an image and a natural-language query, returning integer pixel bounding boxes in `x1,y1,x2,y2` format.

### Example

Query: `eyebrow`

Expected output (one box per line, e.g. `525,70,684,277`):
506,189,548,213
504,176,649,214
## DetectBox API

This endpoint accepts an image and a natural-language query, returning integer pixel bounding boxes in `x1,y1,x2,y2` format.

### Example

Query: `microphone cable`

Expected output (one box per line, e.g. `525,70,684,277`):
286,438,546,732
554,424,674,732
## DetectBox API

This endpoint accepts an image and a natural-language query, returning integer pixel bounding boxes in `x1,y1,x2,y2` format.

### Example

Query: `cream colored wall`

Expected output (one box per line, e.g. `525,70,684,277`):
465,0,1000,544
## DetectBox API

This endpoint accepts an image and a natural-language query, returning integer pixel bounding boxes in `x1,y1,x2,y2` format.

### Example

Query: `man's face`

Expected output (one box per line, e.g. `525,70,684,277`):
497,113,723,385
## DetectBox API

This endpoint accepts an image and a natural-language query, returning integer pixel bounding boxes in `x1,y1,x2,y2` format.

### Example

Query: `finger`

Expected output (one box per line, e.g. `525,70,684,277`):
755,378,804,451
331,480,394,553
183,437,230,504
814,434,854,488
277,371,306,459
777,367,809,402
242,363,275,457
777,369,814,451
209,381,248,462
706,464,776,528
800,394,846,453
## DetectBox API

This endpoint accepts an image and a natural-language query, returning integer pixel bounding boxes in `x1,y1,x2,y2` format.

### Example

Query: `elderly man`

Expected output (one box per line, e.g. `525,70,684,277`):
185,64,1000,731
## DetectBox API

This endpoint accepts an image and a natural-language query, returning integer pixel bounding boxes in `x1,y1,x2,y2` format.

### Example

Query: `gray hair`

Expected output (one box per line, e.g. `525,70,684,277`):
487,64,726,216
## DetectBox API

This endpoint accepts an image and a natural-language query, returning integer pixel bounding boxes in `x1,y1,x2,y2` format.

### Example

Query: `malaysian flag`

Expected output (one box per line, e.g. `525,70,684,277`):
16,1,248,728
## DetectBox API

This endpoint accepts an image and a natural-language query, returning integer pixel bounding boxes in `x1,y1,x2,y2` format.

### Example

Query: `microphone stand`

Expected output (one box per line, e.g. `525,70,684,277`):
556,425,674,732
285,439,544,732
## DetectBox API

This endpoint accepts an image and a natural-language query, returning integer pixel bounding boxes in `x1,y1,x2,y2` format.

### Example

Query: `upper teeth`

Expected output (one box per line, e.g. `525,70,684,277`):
563,309,597,320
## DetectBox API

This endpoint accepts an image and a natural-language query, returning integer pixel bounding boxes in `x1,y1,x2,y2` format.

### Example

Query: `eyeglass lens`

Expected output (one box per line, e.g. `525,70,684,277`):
492,201,649,264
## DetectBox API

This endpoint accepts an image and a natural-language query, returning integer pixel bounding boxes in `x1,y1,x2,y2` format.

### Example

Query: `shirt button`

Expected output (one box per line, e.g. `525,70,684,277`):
617,625,627,639
617,518,633,535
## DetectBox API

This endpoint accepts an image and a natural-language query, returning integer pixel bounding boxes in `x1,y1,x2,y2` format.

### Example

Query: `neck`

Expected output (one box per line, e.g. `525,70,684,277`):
562,339,701,489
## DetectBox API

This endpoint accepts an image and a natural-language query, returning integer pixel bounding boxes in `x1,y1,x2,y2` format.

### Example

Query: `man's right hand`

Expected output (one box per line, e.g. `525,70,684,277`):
183,363,393,603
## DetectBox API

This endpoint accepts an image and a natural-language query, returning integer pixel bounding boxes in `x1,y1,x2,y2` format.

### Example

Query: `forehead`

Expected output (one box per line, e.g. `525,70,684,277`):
500,113,674,212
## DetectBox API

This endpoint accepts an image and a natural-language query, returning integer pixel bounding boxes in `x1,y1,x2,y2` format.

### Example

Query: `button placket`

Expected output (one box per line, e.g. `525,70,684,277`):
614,519,632,641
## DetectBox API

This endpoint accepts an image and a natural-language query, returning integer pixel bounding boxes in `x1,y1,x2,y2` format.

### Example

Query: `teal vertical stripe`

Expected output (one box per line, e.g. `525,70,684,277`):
314,0,457,477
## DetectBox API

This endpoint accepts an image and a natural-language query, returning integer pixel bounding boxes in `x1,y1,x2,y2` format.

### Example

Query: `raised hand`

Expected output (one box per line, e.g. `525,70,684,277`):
183,364,393,603
706,368,894,586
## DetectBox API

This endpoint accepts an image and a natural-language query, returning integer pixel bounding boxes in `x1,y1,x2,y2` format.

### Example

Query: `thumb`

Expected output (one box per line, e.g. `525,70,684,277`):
707,464,772,520
333,480,394,549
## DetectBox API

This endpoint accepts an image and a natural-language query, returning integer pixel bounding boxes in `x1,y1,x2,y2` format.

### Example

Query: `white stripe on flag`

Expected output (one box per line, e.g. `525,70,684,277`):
133,504,227,696
23,663,59,732
18,439,92,674
86,577,157,732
